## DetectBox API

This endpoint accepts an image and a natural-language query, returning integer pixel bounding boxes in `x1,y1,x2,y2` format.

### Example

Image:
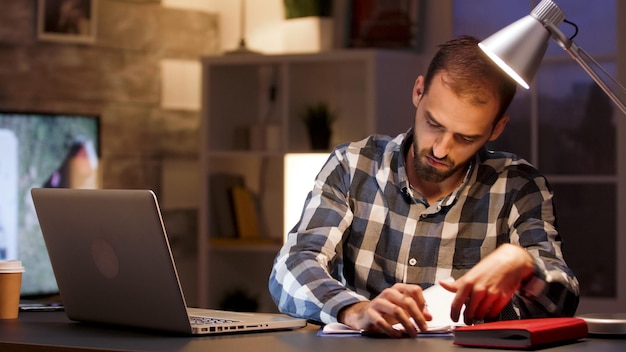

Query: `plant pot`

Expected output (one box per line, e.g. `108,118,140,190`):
283,17,334,53
307,124,332,150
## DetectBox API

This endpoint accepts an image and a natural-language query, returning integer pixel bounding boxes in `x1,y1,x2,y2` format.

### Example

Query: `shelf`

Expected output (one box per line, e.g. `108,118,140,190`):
205,150,289,158
208,237,282,252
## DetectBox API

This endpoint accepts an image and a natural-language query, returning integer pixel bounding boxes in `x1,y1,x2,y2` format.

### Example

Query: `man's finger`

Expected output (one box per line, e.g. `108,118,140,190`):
450,283,472,322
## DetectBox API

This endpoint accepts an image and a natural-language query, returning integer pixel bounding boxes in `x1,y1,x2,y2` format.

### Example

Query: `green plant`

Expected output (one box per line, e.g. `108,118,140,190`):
301,102,336,129
283,0,333,19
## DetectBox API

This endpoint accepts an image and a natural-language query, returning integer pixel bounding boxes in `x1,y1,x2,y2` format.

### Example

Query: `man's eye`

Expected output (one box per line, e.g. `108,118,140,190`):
460,136,475,144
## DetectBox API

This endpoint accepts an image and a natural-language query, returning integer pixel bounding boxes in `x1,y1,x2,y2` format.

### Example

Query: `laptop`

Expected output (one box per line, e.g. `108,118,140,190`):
30,188,306,335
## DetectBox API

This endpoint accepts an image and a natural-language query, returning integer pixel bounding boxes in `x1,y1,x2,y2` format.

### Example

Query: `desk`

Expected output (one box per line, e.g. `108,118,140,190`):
1,312,625,352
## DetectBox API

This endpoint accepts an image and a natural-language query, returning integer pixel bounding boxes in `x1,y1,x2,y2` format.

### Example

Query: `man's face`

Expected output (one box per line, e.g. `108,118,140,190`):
411,73,507,183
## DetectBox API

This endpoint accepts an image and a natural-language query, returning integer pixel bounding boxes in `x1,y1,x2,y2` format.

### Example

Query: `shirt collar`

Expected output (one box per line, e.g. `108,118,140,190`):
396,128,414,202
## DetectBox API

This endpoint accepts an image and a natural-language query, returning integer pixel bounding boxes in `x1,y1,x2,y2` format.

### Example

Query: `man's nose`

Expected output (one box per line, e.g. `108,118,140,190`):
432,134,452,159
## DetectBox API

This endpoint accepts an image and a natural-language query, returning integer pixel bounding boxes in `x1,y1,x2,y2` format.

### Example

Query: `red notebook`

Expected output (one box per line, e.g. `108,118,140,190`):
453,317,588,349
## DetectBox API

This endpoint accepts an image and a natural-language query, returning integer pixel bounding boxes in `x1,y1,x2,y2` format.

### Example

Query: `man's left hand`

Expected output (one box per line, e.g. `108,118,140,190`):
439,243,535,324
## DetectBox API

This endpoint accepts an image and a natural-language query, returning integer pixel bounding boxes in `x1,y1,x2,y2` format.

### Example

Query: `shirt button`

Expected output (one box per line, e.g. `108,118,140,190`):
409,258,417,266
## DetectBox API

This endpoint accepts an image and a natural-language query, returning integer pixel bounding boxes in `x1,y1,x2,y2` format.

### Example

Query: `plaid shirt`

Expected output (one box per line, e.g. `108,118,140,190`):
269,130,579,324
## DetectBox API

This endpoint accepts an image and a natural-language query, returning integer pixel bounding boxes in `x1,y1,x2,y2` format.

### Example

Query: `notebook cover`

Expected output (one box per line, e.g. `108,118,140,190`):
453,317,588,349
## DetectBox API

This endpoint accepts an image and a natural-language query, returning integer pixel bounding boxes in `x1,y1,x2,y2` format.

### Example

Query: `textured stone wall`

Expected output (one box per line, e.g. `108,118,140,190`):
0,0,219,191
0,0,219,305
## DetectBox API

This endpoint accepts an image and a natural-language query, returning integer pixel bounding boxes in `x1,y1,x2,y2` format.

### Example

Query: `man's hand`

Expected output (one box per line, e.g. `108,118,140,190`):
338,283,432,338
439,244,535,325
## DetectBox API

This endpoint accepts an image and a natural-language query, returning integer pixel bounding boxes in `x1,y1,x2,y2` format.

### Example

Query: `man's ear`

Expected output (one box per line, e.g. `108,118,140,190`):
412,76,425,107
489,114,510,141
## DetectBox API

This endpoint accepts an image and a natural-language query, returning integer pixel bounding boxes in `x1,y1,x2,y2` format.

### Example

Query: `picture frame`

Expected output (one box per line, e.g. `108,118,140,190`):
37,0,97,43
346,0,425,51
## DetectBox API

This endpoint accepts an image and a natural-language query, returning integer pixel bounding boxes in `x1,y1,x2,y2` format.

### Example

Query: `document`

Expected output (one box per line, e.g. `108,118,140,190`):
321,281,465,336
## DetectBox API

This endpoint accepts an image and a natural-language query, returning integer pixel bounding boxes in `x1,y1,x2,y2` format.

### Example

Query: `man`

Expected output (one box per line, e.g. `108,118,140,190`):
269,36,579,338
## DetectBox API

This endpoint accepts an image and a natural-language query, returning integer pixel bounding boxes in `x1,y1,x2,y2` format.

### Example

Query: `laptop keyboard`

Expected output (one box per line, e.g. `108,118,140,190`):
190,316,239,325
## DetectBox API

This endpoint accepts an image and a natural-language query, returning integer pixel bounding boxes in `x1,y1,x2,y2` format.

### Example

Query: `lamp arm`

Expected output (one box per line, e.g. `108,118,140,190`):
567,44,626,115
546,24,626,115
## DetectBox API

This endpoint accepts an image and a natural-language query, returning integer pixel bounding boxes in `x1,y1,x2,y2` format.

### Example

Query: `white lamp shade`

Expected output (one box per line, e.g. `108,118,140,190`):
479,15,550,89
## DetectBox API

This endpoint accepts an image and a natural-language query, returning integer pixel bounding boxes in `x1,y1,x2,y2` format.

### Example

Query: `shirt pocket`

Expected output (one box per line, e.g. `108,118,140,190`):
451,246,482,270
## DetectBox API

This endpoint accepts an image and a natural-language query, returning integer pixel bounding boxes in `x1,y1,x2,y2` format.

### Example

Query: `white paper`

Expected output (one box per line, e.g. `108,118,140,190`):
421,281,466,332
322,281,466,335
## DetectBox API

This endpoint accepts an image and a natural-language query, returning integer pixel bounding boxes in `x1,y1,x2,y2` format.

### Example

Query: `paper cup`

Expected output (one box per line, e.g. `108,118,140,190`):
0,260,24,319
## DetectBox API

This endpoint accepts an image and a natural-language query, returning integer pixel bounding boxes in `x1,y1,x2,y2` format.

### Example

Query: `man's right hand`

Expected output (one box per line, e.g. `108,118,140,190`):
337,283,432,338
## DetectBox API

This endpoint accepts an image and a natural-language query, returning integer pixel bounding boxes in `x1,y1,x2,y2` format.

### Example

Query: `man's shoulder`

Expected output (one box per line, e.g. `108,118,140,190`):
340,132,406,158
478,149,542,179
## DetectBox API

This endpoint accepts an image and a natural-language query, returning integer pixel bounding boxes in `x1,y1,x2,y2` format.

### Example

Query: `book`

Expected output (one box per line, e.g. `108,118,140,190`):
208,173,244,238
230,185,260,239
453,317,588,349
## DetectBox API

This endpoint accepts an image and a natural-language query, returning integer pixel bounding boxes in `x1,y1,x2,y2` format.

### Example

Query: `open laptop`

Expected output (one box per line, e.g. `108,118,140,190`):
30,188,306,335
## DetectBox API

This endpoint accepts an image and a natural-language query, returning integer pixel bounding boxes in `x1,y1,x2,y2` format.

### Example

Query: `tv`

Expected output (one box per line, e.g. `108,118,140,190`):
0,111,100,298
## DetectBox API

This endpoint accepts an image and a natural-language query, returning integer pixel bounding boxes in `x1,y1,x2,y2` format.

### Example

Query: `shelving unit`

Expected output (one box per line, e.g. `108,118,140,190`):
197,49,424,310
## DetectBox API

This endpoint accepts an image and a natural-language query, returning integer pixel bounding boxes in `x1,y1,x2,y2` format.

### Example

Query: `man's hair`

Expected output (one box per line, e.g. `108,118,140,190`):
423,35,517,122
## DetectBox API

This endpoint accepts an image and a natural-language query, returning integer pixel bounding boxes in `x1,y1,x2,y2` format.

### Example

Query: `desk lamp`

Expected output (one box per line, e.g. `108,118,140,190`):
478,0,626,115
478,0,626,335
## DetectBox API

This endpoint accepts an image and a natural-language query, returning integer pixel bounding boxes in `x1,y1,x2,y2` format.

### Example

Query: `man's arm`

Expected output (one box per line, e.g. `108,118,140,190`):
269,150,366,324
441,174,580,323
269,143,432,337
507,175,580,318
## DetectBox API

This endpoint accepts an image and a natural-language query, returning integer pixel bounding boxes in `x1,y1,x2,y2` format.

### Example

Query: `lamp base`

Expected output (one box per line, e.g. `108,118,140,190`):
224,39,262,56
578,313,626,336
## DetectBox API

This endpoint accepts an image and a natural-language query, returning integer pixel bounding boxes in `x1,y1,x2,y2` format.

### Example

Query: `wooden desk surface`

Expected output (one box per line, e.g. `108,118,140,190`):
1,311,625,352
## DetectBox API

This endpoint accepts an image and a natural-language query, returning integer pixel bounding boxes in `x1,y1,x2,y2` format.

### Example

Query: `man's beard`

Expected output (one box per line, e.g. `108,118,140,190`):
412,141,465,183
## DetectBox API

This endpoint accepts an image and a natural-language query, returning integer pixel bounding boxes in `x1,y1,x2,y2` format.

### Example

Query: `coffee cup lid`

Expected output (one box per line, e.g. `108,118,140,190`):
0,260,25,273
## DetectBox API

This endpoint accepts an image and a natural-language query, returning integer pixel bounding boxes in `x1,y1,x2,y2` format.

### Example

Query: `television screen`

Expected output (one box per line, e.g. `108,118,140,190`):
0,111,100,297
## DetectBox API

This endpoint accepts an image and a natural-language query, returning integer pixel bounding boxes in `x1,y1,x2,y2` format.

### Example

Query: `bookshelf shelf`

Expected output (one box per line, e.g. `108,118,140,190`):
198,49,424,311
208,238,282,251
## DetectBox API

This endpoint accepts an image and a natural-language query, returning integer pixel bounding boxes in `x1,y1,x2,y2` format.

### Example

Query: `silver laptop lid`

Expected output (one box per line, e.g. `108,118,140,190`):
31,188,194,334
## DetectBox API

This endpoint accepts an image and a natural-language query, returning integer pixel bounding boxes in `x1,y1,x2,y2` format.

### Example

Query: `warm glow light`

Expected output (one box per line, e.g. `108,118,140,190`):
478,43,530,89
283,153,328,243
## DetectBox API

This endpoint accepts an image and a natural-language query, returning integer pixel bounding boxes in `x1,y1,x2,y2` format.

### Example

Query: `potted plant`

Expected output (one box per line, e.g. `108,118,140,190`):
283,0,333,19
282,0,334,52
301,102,336,150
